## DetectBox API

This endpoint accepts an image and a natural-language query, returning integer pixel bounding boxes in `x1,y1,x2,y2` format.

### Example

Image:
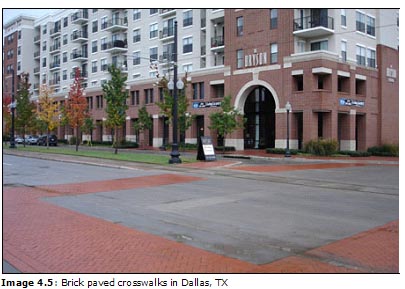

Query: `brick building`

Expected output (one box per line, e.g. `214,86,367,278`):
2,9,399,151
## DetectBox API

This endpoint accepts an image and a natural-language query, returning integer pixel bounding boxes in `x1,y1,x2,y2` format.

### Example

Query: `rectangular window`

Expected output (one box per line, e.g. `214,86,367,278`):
63,34,68,45
293,75,303,91
63,52,68,62
101,17,108,30
144,88,154,104
92,40,98,53
367,16,375,36
236,16,243,36
356,45,366,66
237,49,244,68
150,9,158,15
92,20,98,33
63,17,68,27
130,90,139,105
270,43,278,64
341,41,347,62
133,29,141,43
101,59,108,71
43,25,47,34
42,57,47,67
356,11,366,33
311,40,328,51
183,64,193,73
367,48,376,68
133,9,141,21
87,97,93,110
133,51,141,65
341,9,346,26
62,70,67,81
92,61,97,73
183,10,193,27
270,9,278,29
183,36,193,54
149,23,158,39
149,47,158,62
199,82,204,99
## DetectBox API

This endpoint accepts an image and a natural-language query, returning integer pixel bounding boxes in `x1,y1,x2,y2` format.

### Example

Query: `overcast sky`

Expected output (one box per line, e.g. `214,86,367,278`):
3,9,58,23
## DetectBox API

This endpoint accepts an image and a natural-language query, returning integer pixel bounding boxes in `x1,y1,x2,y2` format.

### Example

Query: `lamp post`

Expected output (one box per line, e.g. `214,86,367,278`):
9,69,16,149
168,20,182,164
285,101,292,157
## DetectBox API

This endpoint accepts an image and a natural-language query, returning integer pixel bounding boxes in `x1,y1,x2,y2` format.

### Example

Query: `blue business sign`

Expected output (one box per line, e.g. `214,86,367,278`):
339,98,365,107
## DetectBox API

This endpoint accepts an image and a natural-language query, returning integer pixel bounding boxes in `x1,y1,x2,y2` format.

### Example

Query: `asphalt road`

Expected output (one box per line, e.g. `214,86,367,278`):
2,154,399,266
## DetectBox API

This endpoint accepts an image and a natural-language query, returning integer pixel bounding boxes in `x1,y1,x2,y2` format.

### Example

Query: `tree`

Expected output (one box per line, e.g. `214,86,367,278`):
102,65,128,154
134,105,153,149
37,84,59,148
209,95,245,153
156,75,193,146
15,73,36,147
2,95,12,141
65,68,89,151
81,117,95,146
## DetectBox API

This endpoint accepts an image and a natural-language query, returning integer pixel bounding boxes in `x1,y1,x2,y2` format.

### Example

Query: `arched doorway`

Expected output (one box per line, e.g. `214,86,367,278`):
243,86,276,149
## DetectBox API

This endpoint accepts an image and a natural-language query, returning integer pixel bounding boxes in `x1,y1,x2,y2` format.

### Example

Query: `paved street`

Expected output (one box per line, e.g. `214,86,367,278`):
2,152,399,273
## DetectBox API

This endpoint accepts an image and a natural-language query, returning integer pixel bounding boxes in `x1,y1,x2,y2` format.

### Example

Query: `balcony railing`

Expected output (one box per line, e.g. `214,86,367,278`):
49,62,61,70
50,26,61,36
211,36,224,47
71,30,88,41
70,71,88,79
70,51,88,60
101,40,127,52
160,27,174,39
34,35,41,42
293,15,334,31
49,77,60,86
102,18,128,31
71,10,89,23
50,44,61,53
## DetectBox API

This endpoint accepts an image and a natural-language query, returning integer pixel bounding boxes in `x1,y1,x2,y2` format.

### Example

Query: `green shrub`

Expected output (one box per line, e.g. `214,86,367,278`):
339,150,371,157
214,146,236,152
304,138,339,156
367,144,399,157
266,148,299,155
69,136,77,145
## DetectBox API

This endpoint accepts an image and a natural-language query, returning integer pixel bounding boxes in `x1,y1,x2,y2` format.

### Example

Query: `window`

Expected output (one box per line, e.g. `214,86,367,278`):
42,57,47,67
17,61,21,71
133,9,141,21
133,51,141,65
92,20,98,33
338,75,350,93
367,48,376,68
62,70,67,81
42,41,47,51
101,17,108,30
92,61,97,73
270,9,278,29
163,43,175,61
356,45,366,66
236,16,243,36
87,97,93,110
96,95,103,109
162,19,175,38
183,36,193,53
130,90,139,105
144,88,154,104
149,23,158,39
183,10,193,27
63,52,68,62
212,84,224,98
63,17,68,27
63,34,68,45
42,25,47,34
183,64,193,73
101,59,108,71
149,47,158,62
150,9,158,15
293,75,303,91
101,38,107,50
356,79,366,95
270,43,278,63
367,16,375,36
237,49,244,68
341,41,347,62
192,82,204,99
133,29,141,43
341,9,346,27
356,11,366,33
92,40,98,53
311,40,328,51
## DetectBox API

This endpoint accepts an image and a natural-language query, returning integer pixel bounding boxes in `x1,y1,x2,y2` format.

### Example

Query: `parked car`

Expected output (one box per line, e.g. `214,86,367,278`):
14,136,25,144
26,135,39,145
38,134,58,146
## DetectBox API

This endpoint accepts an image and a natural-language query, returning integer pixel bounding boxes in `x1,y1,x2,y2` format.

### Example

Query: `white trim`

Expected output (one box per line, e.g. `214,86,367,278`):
210,79,225,85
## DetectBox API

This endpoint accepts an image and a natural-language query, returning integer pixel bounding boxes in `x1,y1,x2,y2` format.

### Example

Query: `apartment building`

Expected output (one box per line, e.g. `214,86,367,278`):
3,9,399,151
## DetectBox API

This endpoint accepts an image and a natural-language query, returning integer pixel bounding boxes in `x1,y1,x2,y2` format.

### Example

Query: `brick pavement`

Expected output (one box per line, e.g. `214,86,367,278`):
3,172,399,273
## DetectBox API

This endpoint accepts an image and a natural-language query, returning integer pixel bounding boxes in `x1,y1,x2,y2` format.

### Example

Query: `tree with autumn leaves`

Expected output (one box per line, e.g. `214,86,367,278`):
64,67,89,151
37,85,59,148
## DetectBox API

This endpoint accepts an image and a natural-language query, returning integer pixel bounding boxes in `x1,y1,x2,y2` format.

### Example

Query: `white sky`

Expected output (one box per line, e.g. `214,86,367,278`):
3,9,58,24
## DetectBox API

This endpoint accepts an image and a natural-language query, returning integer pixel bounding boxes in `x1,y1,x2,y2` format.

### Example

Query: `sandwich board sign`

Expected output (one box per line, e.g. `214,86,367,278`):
197,136,216,161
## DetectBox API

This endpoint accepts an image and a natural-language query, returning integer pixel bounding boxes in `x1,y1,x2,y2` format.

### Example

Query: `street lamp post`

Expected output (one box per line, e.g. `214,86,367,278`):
168,20,182,164
9,69,16,149
285,101,292,157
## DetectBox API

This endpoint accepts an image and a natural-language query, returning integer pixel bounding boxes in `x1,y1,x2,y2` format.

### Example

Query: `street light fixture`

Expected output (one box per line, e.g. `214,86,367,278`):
285,101,292,157
168,20,182,164
9,69,16,149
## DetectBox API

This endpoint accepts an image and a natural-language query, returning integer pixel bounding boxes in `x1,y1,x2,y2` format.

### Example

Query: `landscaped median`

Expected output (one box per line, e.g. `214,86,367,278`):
4,146,197,165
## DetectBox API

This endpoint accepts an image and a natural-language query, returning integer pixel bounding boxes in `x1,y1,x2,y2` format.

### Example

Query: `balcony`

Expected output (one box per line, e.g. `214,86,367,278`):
50,26,61,37
211,35,225,52
34,51,41,59
49,44,61,54
34,35,41,43
101,40,127,54
49,62,61,71
71,30,88,43
159,9,176,17
293,15,334,38
71,51,88,61
159,27,174,40
70,70,88,79
102,18,128,32
71,10,89,24
49,77,60,86
33,67,40,74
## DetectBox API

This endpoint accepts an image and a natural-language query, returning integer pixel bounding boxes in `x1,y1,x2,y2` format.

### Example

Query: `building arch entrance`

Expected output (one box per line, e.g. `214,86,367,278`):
243,86,276,149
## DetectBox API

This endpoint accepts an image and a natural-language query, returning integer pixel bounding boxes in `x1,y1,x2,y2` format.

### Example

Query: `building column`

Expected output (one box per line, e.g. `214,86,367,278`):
339,110,356,151
302,109,318,145
152,114,162,148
